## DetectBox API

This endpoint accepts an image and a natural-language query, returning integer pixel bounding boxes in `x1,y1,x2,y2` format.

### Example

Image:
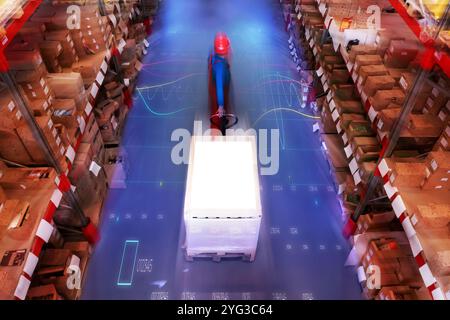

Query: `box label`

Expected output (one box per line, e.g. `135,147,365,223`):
7,101,15,111
430,160,438,171
342,132,348,145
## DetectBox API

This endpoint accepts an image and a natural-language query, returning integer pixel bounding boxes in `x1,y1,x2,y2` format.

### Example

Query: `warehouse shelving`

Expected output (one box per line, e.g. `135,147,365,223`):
0,179,60,300
377,157,449,299
286,0,449,300
0,0,154,300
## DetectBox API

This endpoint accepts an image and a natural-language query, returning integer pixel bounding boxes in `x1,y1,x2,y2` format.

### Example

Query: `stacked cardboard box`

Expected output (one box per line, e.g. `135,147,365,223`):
26,284,62,300
356,211,396,234
433,123,450,152
0,85,68,169
81,115,104,163
68,143,107,209
375,286,428,300
421,151,450,190
0,166,57,191
5,49,54,105
32,247,89,300
44,30,79,68
360,237,422,298
383,40,419,68
46,72,87,112
104,146,127,189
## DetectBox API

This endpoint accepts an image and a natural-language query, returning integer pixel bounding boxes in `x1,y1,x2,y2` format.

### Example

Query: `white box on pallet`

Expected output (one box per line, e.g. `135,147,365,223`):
184,135,262,261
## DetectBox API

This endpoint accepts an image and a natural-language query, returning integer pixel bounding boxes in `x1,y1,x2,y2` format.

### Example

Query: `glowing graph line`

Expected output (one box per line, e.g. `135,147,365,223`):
136,89,197,116
142,59,203,67
252,107,320,127
136,73,205,90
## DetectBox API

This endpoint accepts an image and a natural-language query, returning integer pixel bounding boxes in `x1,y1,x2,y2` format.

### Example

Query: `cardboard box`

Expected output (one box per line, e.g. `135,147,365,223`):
63,241,92,256
405,115,444,138
388,160,427,188
349,45,378,63
357,64,388,87
354,54,383,73
71,51,105,86
0,167,57,190
55,124,77,151
320,103,338,134
434,124,450,151
99,115,120,143
347,121,374,139
13,123,49,164
423,89,448,116
0,128,36,164
28,99,51,117
51,99,79,129
414,203,450,228
47,73,86,111
398,72,417,93
355,146,379,163
81,114,100,145
350,137,380,152
4,49,43,71
69,30,87,59
19,77,53,102
0,184,6,204
69,153,107,209
363,75,396,97
357,211,396,233
334,97,365,114
384,40,419,68
376,286,420,300
321,134,348,171
421,151,450,190
26,284,61,300
13,63,48,84
429,251,450,276
39,40,63,59
340,113,365,129
35,116,64,156
0,199,30,229
378,108,401,132
369,89,405,111
44,30,79,68
0,90,27,128
387,68,410,82
95,99,120,125
421,171,450,190
359,162,377,183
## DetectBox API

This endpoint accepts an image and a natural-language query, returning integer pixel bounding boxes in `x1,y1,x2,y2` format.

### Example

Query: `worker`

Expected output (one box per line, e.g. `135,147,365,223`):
209,32,231,119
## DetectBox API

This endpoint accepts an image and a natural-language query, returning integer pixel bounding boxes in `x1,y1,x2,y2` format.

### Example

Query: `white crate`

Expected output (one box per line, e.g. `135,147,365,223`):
184,135,262,261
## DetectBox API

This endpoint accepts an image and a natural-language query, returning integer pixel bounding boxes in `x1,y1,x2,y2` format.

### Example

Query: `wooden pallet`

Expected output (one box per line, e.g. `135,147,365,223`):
184,250,254,263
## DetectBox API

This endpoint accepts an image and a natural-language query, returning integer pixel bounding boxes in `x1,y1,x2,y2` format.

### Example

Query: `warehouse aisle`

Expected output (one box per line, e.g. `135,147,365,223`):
82,0,361,300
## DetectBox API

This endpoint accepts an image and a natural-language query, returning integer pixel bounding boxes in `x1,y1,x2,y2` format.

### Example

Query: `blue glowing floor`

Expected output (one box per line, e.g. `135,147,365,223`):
82,0,362,300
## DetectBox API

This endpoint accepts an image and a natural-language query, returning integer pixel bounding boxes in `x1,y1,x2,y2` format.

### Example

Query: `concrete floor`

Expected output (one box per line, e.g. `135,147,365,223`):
82,0,362,300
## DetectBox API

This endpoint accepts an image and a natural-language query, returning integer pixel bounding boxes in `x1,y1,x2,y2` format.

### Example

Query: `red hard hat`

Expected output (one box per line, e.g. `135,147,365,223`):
214,32,230,55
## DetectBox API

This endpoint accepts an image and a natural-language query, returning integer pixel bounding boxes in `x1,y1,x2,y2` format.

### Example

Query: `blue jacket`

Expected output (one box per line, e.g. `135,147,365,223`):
210,53,230,110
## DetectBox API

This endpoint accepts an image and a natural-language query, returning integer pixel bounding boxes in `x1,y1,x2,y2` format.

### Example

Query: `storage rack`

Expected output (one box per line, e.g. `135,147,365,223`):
282,0,449,300
0,0,157,300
